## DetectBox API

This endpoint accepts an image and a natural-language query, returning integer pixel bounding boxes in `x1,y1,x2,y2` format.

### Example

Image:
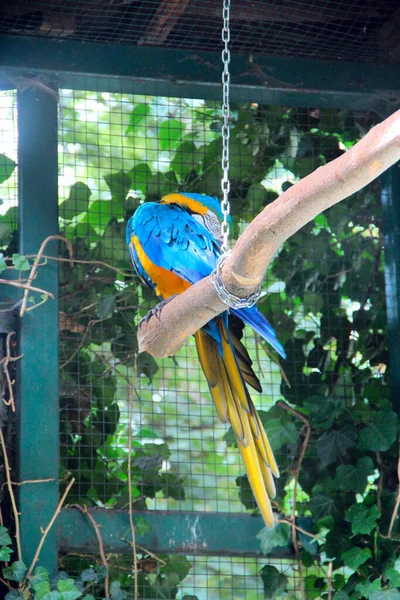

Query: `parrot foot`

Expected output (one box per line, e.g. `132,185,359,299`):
140,295,179,325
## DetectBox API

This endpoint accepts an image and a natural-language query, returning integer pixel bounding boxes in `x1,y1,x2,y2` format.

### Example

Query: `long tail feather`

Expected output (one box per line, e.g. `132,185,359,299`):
195,322,278,528
228,314,262,392
232,306,286,359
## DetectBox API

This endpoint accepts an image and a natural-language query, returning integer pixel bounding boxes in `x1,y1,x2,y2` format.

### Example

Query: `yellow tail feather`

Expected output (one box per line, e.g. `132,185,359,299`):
194,321,279,528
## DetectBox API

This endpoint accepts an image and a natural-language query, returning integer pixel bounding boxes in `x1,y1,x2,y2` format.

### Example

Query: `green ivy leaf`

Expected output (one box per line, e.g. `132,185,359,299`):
100,221,127,263
236,475,257,510
57,578,82,600
79,568,96,582
159,472,185,501
31,566,50,584
325,526,351,559
309,494,344,522
109,580,127,600
170,141,203,178
0,546,12,561
336,456,375,494
97,293,116,320
12,253,30,271
159,119,184,150
345,503,380,535
135,515,152,537
33,580,51,600
0,254,7,274
370,589,400,600
316,426,357,465
331,592,349,600
260,565,288,599
358,410,398,451
86,200,115,231
356,579,382,597
41,592,60,600
3,560,27,582
94,565,108,583
301,551,314,567
137,352,159,383
5,591,24,600
386,560,400,587
161,555,191,582
146,171,178,200
0,154,16,184
257,522,291,555
104,171,132,204
342,546,371,570
58,579,80,591
0,526,12,546
128,163,152,194
61,182,92,216
126,104,151,134
261,417,297,451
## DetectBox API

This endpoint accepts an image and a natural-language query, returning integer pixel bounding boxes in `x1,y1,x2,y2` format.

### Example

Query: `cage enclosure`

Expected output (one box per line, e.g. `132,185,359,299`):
0,1,400,599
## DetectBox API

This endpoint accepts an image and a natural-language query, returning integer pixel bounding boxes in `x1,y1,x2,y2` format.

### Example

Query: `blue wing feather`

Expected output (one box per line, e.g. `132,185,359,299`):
127,201,285,358
131,202,218,284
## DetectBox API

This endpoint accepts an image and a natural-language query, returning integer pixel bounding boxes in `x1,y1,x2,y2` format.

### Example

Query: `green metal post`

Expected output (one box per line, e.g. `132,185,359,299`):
381,162,400,415
17,86,59,573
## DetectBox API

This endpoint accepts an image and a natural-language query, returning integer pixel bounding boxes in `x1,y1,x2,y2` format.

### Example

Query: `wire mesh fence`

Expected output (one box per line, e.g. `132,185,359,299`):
54,85,390,598
0,0,399,63
61,553,339,599
0,91,18,259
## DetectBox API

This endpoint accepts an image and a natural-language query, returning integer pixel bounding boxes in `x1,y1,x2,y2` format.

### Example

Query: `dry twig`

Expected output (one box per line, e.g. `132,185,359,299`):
277,400,311,600
327,561,333,600
69,504,110,598
275,518,324,544
10,478,55,486
59,319,102,370
0,332,23,412
0,279,54,297
25,477,75,580
0,428,21,561
376,451,384,514
32,254,129,278
20,235,73,317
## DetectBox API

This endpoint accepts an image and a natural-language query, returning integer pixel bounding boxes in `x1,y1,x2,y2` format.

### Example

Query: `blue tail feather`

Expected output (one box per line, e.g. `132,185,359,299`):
232,307,286,359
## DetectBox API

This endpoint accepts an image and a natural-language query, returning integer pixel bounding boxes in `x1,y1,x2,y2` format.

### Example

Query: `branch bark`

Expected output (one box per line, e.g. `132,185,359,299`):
138,109,400,358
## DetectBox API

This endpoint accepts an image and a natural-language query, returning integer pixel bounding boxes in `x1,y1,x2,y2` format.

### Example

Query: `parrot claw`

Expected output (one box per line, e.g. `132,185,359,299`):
140,295,179,325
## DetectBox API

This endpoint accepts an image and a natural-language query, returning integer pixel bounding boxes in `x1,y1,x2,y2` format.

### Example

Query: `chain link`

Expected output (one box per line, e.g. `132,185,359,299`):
211,251,262,309
220,0,231,254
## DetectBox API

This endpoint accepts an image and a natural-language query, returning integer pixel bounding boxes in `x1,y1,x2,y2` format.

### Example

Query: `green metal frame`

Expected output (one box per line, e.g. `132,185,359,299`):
58,510,287,558
1,32,399,569
17,87,59,573
1,35,400,112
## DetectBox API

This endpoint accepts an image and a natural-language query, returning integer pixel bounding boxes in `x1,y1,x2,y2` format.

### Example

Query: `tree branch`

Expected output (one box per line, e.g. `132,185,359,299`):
138,109,400,358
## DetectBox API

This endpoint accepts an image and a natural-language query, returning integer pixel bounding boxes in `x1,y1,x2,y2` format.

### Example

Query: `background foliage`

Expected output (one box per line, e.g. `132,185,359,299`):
0,90,398,599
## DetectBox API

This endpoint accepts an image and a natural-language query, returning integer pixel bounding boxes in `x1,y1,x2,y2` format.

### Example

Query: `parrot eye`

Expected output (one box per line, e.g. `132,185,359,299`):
205,211,222,237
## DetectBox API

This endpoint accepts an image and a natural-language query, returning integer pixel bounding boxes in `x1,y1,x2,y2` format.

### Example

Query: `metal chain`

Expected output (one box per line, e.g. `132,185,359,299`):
211,0,262,309
220,0,231,254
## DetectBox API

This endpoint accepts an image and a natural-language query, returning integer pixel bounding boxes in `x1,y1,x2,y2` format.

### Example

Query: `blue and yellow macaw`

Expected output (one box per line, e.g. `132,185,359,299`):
126,192,286,527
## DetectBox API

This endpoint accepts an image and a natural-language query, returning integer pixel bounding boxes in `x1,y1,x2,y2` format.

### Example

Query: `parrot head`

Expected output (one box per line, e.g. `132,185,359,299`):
160,192,232,242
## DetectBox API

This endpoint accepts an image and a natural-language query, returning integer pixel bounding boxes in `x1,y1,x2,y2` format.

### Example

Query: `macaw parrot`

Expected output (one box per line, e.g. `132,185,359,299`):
126,192,286,528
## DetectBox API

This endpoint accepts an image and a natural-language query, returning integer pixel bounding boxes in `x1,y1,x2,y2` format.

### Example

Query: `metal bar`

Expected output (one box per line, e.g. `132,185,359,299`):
58,508,292,558
381,162,400,415
1,35,399,111
17,85,59,573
